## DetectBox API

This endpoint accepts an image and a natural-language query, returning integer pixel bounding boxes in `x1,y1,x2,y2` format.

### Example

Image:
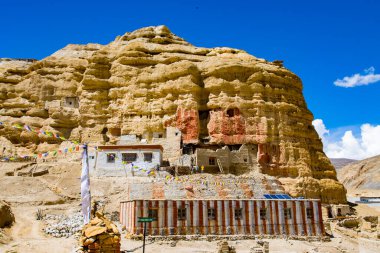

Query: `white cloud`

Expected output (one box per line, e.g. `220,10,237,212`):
334,66,380,88
312,119,329,141
312,119,380,160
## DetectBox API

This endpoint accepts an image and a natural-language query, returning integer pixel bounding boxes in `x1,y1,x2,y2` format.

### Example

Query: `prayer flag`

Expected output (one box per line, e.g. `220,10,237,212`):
13,124,23,129
24,125,32,131
81,144,91,224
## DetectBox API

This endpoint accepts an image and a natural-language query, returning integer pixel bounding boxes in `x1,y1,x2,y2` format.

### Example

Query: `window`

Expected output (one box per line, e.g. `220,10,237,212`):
122,153,137,162
148,209,158,220
144,153,153,162
158,134,163,138
182,145,193,155
260,208,267,220
209,157,216,166
89,156,95,159
234,208,242,220
177,208,186,220
284,208,292,219
208,208,215,220
306,208,313,219
106,153,115,163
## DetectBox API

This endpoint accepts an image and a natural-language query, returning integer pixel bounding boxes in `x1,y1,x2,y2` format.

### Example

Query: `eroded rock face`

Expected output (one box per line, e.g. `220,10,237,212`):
0,25,346,203
0,200,15,228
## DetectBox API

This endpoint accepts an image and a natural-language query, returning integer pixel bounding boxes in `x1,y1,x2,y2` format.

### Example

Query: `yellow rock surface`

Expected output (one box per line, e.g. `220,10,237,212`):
0,25,346,203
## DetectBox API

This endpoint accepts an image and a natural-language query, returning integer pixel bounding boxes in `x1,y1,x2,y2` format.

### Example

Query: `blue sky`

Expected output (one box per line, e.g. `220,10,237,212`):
1,0,380,158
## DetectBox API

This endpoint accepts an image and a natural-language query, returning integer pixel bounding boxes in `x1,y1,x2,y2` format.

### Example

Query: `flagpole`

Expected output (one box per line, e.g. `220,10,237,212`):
81,143,91,224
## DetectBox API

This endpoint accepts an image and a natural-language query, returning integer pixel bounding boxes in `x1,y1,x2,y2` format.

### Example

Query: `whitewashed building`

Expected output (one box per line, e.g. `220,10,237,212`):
89,145,163,177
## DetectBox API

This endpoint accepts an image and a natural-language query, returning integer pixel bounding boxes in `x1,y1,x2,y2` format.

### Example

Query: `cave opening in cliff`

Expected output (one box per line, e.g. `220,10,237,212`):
182,144,195,155
64,97,79,108
228,144,242,151
226,108,239,117
101,127,108,134
198,109,210,140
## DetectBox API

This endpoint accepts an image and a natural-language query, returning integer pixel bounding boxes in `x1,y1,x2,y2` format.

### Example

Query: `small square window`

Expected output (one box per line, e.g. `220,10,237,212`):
144,153,153,162
243,158,247,162
306,208,313,219
208,208,215,220
89,156,95,159
158,134,163,138
107,153,115,163
284,208,292,219
234,208,242,220
209,157,216,166
260,208,267,220
122,153,137,162
177,208,186,220
148,209,158,220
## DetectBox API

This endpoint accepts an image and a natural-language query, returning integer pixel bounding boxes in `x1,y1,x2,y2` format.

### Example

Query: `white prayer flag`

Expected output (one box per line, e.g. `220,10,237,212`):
81,144,91,224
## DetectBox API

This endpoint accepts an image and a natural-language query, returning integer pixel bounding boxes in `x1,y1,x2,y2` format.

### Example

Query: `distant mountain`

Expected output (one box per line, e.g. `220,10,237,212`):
330,158,357,170
337,155,380,190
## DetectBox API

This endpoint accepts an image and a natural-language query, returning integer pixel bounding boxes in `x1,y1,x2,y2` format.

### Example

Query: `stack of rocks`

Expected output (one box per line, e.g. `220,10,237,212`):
44,212,83,238
79,212,121,253
250,241,269,253
216,240,236,253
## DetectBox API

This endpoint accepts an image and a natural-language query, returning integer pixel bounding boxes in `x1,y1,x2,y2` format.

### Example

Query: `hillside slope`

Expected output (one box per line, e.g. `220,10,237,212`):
330,158,357,170
337,155,380,190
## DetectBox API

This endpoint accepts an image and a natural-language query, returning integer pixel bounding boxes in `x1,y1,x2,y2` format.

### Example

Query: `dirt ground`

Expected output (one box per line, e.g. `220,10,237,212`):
1,204,379,253
0,161,379,253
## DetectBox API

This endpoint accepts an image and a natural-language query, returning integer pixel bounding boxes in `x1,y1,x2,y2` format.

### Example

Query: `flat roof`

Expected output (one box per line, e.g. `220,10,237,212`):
97,144,163,151
120,198,321,203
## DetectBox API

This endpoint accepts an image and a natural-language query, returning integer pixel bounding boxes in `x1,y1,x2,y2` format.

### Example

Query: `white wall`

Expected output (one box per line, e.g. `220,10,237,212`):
91,148,162,177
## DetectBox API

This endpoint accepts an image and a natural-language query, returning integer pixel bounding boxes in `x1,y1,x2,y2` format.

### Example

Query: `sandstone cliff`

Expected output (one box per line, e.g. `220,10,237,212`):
0,25,346,203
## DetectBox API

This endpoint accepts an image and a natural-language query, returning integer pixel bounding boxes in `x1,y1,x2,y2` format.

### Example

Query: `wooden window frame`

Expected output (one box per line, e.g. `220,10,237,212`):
177,208,186,220
106,153,116,163
122,153,137,162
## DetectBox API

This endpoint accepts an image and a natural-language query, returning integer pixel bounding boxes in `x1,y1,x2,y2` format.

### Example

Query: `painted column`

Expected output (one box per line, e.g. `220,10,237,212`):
203,200,208,235
186,200,191,235
231,200,237,235
193,200,199,234
217,200,223,235
240,200,246,234
305,201,312,236
249,200,255,234
266,200,272,234
159,201,165,235
168,200,173,235
295,201,304,235
278,201,285,235
257,201,263,234
271,201,278,235
224,200,230,235
312,201,321,236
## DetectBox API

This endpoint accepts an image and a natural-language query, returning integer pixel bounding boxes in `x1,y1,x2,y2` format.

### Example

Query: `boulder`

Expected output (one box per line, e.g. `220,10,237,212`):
0,200,15,228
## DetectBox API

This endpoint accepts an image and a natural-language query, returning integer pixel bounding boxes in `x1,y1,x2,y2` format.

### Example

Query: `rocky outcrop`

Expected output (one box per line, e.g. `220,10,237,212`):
0,200,15,228
0,25,346,203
